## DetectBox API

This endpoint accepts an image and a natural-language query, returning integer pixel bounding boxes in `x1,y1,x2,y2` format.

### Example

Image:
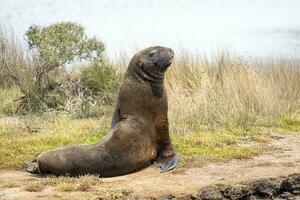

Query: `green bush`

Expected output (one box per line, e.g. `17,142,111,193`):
26,22,105,68
1,22,106,113
80,61,120,104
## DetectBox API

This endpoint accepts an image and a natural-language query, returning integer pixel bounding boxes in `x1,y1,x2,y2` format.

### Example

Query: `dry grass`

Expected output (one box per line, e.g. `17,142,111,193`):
51,175,101,192
7,175,128,199
22,181,45,192
166,54,300,130
1,181,20,188
0,27,38,103
0,87,20,115
15,175,101,192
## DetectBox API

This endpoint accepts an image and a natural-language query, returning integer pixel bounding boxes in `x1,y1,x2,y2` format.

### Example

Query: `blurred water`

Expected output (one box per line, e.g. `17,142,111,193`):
0,0,299,59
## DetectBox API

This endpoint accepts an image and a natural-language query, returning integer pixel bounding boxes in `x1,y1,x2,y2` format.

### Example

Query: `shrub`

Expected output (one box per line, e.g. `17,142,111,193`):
25,22,105,71
80,61,120,104
0,22,106,112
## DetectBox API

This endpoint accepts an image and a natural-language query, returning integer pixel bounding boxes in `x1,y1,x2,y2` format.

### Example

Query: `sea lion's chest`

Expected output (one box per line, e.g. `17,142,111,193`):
118,78,167,119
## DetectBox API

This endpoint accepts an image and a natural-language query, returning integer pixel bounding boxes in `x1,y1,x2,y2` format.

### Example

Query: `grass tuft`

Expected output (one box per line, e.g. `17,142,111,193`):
49,175,101,192
22,181,44,192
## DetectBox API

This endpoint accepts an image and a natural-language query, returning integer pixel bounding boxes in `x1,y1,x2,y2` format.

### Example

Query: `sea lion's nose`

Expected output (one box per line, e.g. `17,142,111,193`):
165,47,174,58
161,47,174,60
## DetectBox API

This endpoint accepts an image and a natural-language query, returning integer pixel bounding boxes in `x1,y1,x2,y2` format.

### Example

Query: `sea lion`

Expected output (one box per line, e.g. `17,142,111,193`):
26,46,179,177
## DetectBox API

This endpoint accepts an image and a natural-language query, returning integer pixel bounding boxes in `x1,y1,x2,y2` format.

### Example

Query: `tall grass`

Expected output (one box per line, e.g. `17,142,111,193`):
0,26,44,112
1,25,299,130
165,54,300,131
0,87,21,115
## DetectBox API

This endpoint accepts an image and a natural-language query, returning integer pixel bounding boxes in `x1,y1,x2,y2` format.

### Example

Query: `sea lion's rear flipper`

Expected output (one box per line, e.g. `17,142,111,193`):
25,159,40,174
155,154,179,173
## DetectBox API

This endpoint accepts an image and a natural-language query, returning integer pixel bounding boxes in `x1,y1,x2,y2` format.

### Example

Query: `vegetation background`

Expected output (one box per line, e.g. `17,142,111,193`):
0,22,299,171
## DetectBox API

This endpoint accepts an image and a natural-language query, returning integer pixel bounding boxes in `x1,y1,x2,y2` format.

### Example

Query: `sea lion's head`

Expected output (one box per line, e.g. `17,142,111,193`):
135,46,174,73
128,46,174,82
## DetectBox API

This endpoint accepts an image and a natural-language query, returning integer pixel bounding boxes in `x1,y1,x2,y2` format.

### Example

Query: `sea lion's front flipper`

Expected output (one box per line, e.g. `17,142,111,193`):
155,154,179,173
25,159,40,174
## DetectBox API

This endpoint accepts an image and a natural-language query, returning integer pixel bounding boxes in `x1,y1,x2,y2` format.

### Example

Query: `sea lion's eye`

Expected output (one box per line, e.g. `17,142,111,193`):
149,51,156,57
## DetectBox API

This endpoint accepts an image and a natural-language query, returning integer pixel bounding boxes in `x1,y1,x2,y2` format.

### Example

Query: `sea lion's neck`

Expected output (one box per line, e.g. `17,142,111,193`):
125,65,165,98
128,64,164,85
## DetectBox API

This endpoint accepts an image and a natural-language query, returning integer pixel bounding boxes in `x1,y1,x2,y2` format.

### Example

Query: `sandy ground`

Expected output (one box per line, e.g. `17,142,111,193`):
0,134,299,200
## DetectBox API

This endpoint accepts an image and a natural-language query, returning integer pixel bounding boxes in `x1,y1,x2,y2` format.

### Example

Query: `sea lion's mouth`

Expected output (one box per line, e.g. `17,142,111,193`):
160,56,174,71
167,56,174,66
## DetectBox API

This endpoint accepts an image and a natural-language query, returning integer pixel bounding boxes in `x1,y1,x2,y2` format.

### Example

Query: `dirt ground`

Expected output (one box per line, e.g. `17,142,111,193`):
0,134,299,200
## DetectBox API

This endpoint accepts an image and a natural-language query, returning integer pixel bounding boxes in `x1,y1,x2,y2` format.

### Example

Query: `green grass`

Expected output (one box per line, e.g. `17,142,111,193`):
0,114,110,168
0,113,299,169
169,114,300,167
